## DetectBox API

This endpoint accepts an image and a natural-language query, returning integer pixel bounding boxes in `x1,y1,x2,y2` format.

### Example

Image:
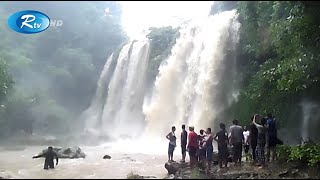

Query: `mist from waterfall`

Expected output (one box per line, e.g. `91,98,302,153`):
301,100,320,142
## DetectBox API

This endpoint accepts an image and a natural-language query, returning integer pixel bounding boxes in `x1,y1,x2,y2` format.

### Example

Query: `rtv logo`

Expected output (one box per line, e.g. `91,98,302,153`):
8,10,63,34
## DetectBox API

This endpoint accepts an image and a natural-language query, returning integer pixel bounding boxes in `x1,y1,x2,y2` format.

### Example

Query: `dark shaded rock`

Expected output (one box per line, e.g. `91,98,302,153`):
278,170,289,177
167,174,175,179
142,175,157,179
291,168,299,176
126,173,157,179
37,146,86,159
121,157,136,162
165,162,181,175
103,155,111,159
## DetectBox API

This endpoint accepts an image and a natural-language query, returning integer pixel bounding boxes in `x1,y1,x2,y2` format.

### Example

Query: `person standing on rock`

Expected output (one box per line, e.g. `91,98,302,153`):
253,114,267,168
214,123,229,169
266,113,277,162
249,116,258,163
204,127,214,172
187,126,198,169
229,119,244,167
180,124,188,163
166,126,177,162
197,129,206,169
33,146,58,170
243,126,250,161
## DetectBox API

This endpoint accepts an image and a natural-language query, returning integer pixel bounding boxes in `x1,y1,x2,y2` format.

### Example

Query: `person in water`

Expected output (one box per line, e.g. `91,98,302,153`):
33,146,58,170
229,119,244,167
166,126,177,162
180,124,188,163
204,127,214,172
187,126,198,169
214,123,229,169
243,126,250,161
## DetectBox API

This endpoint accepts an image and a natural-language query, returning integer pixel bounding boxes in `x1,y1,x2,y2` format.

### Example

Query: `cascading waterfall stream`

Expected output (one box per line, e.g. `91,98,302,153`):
83,10,240,140
82,40,150,139
143,10,240,138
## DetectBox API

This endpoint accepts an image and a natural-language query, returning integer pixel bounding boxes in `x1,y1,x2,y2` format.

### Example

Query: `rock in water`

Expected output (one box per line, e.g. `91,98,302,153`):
165,162,180,175
103,155,111,159
37,146,86,159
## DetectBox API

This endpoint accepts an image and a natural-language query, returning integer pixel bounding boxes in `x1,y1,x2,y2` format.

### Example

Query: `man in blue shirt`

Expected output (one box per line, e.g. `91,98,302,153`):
266,113,277,162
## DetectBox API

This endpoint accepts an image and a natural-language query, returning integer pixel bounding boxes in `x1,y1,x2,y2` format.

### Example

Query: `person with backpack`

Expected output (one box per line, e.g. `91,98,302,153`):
266,113,277,162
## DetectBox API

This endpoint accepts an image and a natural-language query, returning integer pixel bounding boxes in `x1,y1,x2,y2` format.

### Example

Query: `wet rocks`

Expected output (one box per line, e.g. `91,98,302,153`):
165,162,181,175
126,173,157,179
103,155,111,159
121,157,136,162
36,146,86,159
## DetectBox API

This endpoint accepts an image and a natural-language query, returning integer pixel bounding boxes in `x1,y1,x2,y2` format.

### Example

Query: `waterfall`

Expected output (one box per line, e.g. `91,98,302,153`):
301,100,320,142
81,53,117,136
143,10,240,137
83,39,150,138
83,10,240,140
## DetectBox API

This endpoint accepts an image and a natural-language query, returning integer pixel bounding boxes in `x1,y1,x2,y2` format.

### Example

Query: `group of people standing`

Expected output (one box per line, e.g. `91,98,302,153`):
166,125,214,171
166,113,280,170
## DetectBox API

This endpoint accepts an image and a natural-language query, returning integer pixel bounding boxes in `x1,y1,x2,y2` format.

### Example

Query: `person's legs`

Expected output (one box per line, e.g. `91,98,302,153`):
171,145,175,161
49,162,54,169
266,146,271,162
251,143,257,163
271,146,276,161
237,142,243,166
267,137,276,162
206,146,213,171
189,147,195,169
44,162,49,170
181,145,186,162
168,144,171,162
218,146,223,168
232,143,237,166
168,144,174,162
244,145,249,161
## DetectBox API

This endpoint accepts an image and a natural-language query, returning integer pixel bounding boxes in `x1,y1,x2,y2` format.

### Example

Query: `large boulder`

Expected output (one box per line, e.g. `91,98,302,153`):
103,155,111,159
37,146,86,159
165,162,181,175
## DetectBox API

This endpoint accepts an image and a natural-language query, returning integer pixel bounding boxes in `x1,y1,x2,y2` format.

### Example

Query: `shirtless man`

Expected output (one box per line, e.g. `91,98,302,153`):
33,146,58,170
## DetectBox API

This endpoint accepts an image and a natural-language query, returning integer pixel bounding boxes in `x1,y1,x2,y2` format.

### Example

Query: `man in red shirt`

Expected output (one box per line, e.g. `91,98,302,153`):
187,126,198,169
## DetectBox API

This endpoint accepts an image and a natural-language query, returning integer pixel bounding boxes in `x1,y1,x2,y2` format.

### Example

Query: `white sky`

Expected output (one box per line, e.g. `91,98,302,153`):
119,1,213,40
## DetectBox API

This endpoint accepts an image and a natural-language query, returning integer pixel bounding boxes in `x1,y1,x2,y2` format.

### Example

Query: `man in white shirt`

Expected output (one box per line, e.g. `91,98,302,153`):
243,126,250,161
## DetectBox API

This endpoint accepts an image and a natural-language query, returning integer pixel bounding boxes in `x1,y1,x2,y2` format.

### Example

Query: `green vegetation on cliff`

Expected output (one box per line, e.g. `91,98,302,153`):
146,26,180,84
211,1,320,130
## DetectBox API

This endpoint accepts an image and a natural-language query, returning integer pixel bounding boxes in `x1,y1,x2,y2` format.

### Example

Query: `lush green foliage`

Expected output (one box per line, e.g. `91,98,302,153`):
219,1,320,127
277,142,320,167
210,1,237,15
0,2,127,137
146,26,180,84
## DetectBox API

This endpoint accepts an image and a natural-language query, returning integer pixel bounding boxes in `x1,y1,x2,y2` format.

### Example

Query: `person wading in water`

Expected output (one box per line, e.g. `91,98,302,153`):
33,146,59,170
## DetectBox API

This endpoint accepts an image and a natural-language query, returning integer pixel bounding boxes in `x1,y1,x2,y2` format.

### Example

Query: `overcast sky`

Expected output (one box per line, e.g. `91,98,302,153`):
119,1,213,39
